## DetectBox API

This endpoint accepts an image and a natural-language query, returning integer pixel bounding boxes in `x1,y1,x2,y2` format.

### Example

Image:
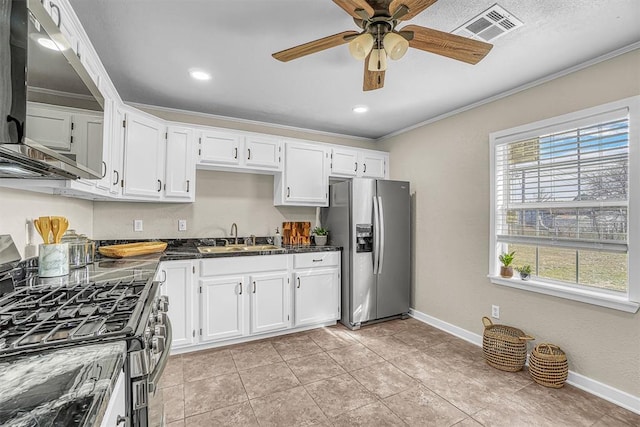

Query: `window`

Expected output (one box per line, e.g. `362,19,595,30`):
490,97,639,313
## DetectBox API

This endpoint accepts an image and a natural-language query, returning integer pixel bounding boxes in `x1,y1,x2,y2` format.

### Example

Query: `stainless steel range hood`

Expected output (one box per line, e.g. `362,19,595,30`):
0,139,98,179
0,0,104,180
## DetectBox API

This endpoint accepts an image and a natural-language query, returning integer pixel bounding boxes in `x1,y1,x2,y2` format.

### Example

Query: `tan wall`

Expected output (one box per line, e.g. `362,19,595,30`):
93,170,316,240
379,49,640,396
0,187,94,258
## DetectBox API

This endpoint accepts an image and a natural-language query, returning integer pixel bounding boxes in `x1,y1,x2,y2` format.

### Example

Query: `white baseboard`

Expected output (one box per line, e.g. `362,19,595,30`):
408,308,640,415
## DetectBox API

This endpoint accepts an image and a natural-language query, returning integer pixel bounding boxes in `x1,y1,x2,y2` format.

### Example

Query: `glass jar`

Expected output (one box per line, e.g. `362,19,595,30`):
61,230,86,269
79,234,95,265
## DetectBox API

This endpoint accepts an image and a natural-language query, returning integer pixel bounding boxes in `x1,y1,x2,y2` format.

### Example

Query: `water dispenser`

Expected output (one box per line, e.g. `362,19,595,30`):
355,224,373,253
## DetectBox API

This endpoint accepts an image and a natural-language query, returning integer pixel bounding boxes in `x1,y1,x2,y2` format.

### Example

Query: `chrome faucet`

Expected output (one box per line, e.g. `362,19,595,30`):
230,223,238,245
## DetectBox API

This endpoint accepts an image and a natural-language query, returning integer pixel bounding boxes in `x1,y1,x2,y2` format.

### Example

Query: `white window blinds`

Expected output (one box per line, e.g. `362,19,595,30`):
495,111,629,252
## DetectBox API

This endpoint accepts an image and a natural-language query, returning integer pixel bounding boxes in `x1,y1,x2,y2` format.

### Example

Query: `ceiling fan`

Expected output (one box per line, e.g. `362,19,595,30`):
272,0,493,91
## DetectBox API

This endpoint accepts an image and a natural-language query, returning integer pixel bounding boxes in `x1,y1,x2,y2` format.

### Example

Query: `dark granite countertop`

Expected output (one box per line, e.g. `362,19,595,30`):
0,341,126,427
95,238,341,261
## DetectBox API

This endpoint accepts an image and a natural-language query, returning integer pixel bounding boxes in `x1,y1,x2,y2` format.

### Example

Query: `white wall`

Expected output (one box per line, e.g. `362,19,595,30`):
0,187,93,257
380,49,640,397
93,170,316,239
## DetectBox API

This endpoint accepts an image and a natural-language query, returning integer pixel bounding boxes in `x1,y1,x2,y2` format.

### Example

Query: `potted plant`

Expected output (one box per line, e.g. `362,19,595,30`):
515,265,532,281
312,226,328,246
498,251,516,278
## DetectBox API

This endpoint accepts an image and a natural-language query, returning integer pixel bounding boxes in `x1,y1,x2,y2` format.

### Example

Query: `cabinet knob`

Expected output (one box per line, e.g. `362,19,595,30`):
247,148,251,160
297,277,301,288
355,162,358,172
157,179,162,192
252,281,256,293
234,147,238,159
239,282,242,295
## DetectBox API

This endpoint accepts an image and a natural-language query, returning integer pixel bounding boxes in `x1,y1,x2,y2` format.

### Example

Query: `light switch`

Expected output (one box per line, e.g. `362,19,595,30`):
178,219,187,231
134,219,143,232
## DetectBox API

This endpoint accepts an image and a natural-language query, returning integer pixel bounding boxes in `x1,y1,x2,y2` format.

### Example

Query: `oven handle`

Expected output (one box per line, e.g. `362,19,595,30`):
147,317,172,396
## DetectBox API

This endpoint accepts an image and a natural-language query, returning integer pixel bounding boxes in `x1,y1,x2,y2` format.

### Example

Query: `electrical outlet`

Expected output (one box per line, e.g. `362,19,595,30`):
178,219,187,231
133,219,143,232
492,305,500,319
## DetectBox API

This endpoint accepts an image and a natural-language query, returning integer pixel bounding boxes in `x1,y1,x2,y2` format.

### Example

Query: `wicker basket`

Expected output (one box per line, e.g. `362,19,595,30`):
529,343,568,388
482,317,534,372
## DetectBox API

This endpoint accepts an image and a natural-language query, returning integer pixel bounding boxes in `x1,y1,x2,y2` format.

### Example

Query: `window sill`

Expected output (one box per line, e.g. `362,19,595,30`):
489,275,639,313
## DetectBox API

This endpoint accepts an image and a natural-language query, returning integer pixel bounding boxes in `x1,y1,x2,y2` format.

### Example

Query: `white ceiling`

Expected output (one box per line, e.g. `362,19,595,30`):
68,0,640,140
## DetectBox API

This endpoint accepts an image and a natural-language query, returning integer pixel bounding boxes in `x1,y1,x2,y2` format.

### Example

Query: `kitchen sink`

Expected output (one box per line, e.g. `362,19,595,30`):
197,244,284,254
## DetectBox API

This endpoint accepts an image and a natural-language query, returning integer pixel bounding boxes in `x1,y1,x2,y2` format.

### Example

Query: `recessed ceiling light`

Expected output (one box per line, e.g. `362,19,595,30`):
189,69,211,81
37,37,60,51
352,105,368,113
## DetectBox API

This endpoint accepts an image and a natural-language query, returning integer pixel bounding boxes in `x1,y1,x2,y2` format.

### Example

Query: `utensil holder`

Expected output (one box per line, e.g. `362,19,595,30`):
38,243,69,277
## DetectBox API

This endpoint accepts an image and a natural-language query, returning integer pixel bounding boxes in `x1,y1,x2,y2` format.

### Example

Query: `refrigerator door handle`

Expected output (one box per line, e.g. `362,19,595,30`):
377,196,385,274
373,195,380,274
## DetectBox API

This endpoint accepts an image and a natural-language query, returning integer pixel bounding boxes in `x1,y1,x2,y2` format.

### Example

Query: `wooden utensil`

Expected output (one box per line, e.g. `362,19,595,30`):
51,216,69,243
51,218,60,244
37,216,52,244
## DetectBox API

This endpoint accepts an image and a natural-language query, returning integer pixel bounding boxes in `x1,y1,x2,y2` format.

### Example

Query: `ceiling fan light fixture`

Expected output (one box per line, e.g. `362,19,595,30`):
383,32,409,60
367,48,387,72
348,33,374,60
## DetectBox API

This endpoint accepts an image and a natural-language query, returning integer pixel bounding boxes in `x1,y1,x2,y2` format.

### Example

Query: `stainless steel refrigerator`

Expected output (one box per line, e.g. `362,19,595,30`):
321,178,410,330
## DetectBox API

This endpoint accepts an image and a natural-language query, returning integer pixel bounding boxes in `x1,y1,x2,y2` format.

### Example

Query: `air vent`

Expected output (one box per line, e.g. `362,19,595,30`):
452,4,523,42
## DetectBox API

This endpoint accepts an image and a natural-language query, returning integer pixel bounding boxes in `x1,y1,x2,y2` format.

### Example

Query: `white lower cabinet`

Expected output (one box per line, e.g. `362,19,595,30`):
157,261,197,349
200,275,245,342
159,252,339,353
293,252,340,327
250,272,290,334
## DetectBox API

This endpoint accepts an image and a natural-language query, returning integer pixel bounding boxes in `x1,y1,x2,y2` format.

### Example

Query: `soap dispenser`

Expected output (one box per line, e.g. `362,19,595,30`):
274,227,282,247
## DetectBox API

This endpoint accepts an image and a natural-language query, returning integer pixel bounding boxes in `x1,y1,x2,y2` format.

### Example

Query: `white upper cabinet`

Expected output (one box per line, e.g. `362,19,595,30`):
109,106,126,196
197,130,282,172
330,147,388,179
198,130,242,166
165,126,196,201
274,141,328,206
359,151,387,178
330,147,359,177
244,135,282,170
121,111,165,199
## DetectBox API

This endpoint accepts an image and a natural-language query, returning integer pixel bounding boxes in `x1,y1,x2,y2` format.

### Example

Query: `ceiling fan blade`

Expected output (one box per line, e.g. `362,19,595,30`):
402,24,493,64
272,31,359,62
333,0,374,19
363,53,385,91
389,0,438,21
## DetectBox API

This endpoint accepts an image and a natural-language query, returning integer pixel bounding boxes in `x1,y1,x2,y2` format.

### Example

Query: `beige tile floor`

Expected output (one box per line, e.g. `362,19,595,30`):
157,318,640,426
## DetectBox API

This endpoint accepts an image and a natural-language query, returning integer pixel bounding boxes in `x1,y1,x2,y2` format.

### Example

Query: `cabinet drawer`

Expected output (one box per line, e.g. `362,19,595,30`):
293,252,340,269
200,254,289,276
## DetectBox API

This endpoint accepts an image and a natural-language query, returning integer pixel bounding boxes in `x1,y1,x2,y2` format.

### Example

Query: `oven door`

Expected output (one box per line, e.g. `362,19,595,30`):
133,317,172,427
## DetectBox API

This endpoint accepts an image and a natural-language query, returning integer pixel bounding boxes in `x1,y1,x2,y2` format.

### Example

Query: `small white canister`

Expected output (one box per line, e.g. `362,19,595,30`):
38,243,69,277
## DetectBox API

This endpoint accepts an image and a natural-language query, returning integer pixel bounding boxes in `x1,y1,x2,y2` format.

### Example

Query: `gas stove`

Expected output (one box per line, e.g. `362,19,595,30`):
0,278,150,356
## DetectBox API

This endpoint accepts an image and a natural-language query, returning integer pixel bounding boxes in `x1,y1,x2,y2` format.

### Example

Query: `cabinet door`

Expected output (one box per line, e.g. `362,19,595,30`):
25,105,72,151
95,96,114,191
159,261,197,349
198,130,241,166
294,269,339,327
245,136,281,170
165,126,195,200
72,113,104,175
109,107,125,195
283,142,328,205
359,152,387,178
250,271,290,334
330,147,358,177
200,276,245,342
122,112,165,198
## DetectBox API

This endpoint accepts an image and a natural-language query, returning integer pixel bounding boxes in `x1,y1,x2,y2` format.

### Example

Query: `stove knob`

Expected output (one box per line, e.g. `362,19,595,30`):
154,324,166,337
155,312,167,325
156,296,169,312
152,335,166,354
144,326,153,341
